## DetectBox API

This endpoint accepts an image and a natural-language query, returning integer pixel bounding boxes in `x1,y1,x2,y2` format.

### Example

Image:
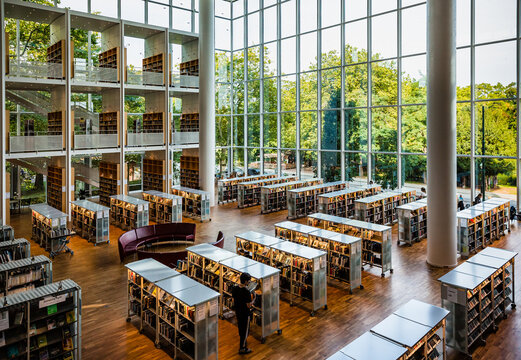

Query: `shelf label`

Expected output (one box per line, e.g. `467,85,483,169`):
0,311,8,332
39,294,67,309
47,304,58,315
209,299,218,317
446,287,459,304
195,304,206,322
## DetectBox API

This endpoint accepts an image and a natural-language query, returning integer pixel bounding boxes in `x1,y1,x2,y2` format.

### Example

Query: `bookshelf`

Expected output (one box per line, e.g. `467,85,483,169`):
143,158,167,192
143,112,165,134
171,186,210,222
180,59,199,76
47,165,74,213
307,213,393,277
483,198,511,237
318,188,363,219
237,176,297,209
99,111,120,145
46,40,66,79
0,225,15,242
457,209,485,258
218,174,277,204
439,248,517,358
99,161,121,207
0,255,52,296
180,113,199,132
354,189,416,225
287,181,349,220
142,191,183,224
274,222,362,293
30,204,73,258
110,195,149,230
260,178,323,214
327,331,408,360
142,53,165,85
126,258,219,360
235,231,285,264
99,47,122,82
0,238,30,264
0,279,82,360
47,111,65,149
180,156,199,189
71,200,110,246
397,198,427,246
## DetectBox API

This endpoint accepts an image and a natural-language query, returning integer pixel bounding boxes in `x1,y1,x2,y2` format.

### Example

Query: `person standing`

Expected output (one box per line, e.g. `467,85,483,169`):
420,187,427,199
232,272,255,355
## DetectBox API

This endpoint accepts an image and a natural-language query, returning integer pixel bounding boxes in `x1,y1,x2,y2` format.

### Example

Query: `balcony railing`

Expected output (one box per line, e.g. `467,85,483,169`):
127,68,164,86
172,131,199,145
126,131,165,147
73,133,119,149
9,134,63,153
170,73,199,89
73,62,118,83
8,59,63,80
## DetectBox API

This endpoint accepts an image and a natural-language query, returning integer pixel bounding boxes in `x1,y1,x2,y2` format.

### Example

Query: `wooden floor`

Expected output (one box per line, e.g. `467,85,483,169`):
10,203,521,360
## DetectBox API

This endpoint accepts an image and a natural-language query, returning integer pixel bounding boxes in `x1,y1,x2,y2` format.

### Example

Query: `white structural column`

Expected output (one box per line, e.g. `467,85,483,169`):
199,0,216,205
426,0,458,267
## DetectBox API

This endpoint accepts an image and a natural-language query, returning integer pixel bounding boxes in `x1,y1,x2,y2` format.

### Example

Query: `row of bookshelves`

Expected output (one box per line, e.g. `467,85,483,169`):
317,184,383,219
354,189,417,225
0,279,82,360
307,212,393,277
438,247,517,357
327,299,449,360
142,191,183,224
260,178,323,214
71,200,110,246
125,258,219,360
30,204,73,258
287,181,349,220
0,255,52,297
234,232,327,316
171,186,210,222
186,243,281,342
273,222,362,293
397,198,427,246
237,176,297,209
0,237,29,264
218,174,277,204
109,195,149,231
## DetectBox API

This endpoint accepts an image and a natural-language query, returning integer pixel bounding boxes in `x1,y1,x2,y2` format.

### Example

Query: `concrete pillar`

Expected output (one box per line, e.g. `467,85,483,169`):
199,0,216,205
426,0,458,267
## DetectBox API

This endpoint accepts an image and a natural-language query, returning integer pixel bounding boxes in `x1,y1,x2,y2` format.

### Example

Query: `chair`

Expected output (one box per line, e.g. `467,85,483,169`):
212,231,224,248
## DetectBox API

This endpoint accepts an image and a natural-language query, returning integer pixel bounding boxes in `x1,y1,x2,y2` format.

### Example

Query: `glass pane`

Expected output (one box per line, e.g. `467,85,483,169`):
475,0,516,44
233,148,245,175
457,157,471,200
264,114,278,148
263,42,278,77
456,0,470,47
247,46,261,80
233,17,244,50
475,101,517,157
233,82,245,113
474,158,516,201
264,6,277,43
371,12,397,59
345,19,367,64
402,0,424,6
263,149,278,174
300,0,317,33
301,151,318,179
216,116,230,146
401,55,426,104
281,113,297,148
345,64,367,107
173,0,191,9
216,0,231,18
346,152,368,183
216,18,231,50
233,116,244,146
248,148,261,175
372,0,397,14
372,107,398,152
216,51,231,82
401,105,427,153
233,49,244,80
322,0,341,28
457,48,471,101
281,75,297,111
263,78,278,113
281,0,296,38
216,148,229,178
321,152,341,182
148,2,169,27
321,26,341,68
173,8,192,32
300,71,318,111
281,150,297,177
247,81,260,113
233,0,244,18
300,32,317,72
345,0,367,21
321,110,341,150
321,68,341,109
372,154,398,189
475,41,517,100
123,0,145,23
59,0,88,12
401,4,426,56
345,109,368,151
281,37,296,74
457,103,471,155
300,111,318,149
91,0,118,17
248,12,260,46
248,0,259,13
401,155,427,188
372,60,398,106
215,83,231,114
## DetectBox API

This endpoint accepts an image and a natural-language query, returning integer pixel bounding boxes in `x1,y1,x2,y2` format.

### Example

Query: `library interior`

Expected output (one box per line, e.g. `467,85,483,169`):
0,0,520,359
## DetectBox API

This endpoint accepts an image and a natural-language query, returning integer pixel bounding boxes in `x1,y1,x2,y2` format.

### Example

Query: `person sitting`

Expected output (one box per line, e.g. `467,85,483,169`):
473,193,482,205
420,187,427,199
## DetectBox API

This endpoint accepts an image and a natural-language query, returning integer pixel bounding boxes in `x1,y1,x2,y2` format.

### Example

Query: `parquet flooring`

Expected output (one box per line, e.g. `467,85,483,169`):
9,202,521,359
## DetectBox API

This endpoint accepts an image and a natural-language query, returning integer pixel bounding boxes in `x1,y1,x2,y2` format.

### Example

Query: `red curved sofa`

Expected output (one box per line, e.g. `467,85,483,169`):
118,223,196,262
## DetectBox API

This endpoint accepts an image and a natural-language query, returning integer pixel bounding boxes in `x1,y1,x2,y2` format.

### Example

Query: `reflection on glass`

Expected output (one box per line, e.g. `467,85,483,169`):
345,109,367,151
321,110,341,150
300,111,317,149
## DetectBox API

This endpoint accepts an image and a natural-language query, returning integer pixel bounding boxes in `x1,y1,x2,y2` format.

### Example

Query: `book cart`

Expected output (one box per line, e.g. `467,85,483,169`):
307,213,393,277
0,279,82,360
110,195,149,230
30,204,74,258
397,199,427,246
457,209,485,258
217,174,277,204
143,191,183,224
260,178,323,214
287,181,348,220
0,238,30,264
171,186,210,222
71,200,110,246
0,255,52,296
237,176,297,209
438,247,517,358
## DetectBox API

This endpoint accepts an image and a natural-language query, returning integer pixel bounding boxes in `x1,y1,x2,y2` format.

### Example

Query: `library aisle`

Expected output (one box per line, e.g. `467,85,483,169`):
8,202,521,360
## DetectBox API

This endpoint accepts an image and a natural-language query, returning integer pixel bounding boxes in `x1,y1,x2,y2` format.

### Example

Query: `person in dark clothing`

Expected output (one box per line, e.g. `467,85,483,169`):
473,193,482,205
457,194,465,211
232,272,255,355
